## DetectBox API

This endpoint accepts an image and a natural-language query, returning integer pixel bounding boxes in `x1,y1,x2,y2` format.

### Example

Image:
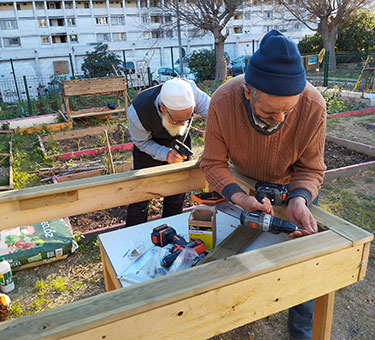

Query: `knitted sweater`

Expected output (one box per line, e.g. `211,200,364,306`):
200,75,327,203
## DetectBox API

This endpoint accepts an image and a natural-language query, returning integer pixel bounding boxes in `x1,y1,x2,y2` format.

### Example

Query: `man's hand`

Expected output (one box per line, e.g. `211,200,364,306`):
231,192,274,215
167,149,186,164
286,197,318,238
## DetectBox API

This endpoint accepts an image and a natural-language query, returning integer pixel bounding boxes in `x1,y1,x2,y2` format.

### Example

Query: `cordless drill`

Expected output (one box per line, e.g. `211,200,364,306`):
255,182,288,205
162,239,205,268
172,139,194,158
240,210,303,234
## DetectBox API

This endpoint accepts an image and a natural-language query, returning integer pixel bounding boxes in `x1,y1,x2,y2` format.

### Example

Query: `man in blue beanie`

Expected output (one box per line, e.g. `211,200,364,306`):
200,29,327,340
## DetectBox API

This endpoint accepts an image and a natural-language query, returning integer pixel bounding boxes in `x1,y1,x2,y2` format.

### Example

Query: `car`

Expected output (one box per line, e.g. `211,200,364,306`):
174,66,196,82
228,55,251,76
151,67,179,85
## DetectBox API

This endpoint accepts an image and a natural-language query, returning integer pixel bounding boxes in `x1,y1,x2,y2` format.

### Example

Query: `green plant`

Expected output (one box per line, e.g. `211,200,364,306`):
189,49,217,82
323,86,365,114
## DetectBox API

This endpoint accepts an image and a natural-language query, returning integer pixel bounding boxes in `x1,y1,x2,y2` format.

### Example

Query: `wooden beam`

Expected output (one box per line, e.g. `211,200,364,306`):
0,231,358,340
0,161,204,231
312,292,335,340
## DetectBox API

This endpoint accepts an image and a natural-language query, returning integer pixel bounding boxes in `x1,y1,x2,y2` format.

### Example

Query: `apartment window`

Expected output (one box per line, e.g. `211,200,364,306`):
140,0,147,8
113,32,126,41
165,30,172,38
151,30,162,39
70,34,78,42
111,16,124,25
0,20,18,30
41,35,50,44
264,25,272,32
264,0,272,4
96,33,110,41
39,18,47,27
52,34,68,43
47,2,62,9
67,18,76,26
151,16,162,24
65,2,73,9
141,15,150,24
234,27,243,34
16,4,21,10
96,17,108,25
253,0,260,4
151,0,159,7
84,2,89,8
234,13,243,20
244,11,251,20
165,15,171,23
143,32,150,39
3,37,21,47
49,18,65,26
35,2,44,9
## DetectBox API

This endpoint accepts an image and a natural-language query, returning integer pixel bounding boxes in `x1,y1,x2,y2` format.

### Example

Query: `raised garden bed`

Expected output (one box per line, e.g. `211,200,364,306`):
39,124,133,160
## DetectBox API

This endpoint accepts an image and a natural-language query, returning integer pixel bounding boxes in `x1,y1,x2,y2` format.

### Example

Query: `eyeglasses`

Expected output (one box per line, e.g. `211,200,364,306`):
165,108,192,125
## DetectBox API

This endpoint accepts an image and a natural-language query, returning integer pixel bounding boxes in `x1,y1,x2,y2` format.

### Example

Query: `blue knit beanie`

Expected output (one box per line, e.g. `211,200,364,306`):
245,29,306,96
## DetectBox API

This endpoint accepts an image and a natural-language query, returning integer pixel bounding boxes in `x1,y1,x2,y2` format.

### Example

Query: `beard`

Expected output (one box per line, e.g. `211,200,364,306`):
161,114,188,136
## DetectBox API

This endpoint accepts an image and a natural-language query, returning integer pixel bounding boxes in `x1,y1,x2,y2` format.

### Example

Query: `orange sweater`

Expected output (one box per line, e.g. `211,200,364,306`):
200,75,326,203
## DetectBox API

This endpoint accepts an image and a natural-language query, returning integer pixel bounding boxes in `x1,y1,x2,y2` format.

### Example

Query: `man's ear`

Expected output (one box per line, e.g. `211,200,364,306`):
243,84,251,100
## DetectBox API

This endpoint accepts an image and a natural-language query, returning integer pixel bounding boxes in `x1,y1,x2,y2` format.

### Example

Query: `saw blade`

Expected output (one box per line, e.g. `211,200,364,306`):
216,201,243,219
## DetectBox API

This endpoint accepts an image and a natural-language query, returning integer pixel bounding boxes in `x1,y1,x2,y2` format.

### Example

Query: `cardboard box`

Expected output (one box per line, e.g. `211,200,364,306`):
188,205,217,251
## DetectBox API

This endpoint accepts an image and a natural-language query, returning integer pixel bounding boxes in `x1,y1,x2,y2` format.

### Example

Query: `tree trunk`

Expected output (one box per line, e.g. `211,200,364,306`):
320,18,338,71
214,33,226,80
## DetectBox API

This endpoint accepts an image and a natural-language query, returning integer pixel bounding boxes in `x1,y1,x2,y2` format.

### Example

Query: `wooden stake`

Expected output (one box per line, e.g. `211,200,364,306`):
104,130,115,174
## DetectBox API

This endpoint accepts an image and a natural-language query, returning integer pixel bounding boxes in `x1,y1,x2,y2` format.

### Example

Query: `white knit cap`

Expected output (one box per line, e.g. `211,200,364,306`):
160,78,195,110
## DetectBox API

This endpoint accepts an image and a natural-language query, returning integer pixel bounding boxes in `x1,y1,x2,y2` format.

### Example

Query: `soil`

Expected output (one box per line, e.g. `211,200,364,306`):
45,129,131,154
5,113,375,339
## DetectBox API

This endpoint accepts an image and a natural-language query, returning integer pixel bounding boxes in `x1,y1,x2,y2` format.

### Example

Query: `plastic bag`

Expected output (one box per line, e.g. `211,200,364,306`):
168,247,199,274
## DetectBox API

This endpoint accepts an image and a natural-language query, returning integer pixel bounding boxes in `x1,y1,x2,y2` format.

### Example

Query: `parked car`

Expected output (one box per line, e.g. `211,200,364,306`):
151,67,179,85
228,55,251,76
151,66,196,85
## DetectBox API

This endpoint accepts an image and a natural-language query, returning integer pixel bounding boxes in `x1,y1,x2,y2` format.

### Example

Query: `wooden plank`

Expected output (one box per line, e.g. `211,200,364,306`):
0,234,358,340
62,77,127,96
198,225,261,265
41,125,119,142
312,292,335,340
99,239,122,291
19,191,79,211
310,205,374,245
70,108,126,119
104,130,115,174
0,161,204,230
324,161,375,182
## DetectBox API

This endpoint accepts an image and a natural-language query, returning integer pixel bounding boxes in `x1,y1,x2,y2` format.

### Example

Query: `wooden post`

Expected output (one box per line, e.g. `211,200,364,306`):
312,292,335,340
104,130,115,174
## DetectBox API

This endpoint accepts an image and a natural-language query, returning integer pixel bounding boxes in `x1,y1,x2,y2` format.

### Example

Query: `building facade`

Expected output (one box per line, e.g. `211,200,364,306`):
0,0,312,101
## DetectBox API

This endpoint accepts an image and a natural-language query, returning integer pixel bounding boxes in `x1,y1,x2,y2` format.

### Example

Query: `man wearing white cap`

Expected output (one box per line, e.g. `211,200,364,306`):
126,78,210,227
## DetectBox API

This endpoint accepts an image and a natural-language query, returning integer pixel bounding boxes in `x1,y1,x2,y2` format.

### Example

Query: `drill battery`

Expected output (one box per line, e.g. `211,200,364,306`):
151,224,186,247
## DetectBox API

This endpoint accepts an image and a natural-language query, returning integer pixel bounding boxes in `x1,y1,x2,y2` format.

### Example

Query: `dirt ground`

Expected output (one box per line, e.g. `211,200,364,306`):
4,113,375,339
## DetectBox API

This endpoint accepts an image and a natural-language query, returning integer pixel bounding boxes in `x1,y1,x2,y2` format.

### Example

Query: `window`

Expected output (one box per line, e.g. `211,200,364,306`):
151,30,162,39
234,13,243,20
111,16,124,25
0,20,18,30
65,2,73,9
39,18,47,27
96,17,108,25
141,15,150,24
151,0,159,7
96,33,110,41
41,35,50,44
35,2,44,9
67,18,76,26
140,0,147,8
165,15,172,23
143,31,150,39
52,34,68,43
3,37,21,47
16,4,21,10
165,30,172,38
49,18,65,26
113,32,126,41
84,2,89,8
234,27,243,34
151,16,162,24
70,34,78,42
264,11,272,19
48,2,56,9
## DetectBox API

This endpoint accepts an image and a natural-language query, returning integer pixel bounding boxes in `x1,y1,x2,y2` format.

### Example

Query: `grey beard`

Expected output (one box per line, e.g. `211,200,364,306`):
161,115,188,136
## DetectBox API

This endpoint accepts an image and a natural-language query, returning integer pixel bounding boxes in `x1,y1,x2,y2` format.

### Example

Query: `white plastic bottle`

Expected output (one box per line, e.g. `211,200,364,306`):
0,257,15,293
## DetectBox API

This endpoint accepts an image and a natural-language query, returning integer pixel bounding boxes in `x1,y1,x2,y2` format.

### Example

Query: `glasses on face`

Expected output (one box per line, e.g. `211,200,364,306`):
165,108,192,125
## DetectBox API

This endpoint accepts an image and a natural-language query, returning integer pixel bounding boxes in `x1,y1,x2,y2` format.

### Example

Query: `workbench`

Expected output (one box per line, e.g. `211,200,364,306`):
98,210,290,291
0,161,372,340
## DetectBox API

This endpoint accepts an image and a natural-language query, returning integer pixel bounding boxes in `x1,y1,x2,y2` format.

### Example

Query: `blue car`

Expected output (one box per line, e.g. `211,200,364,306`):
228,55,251,76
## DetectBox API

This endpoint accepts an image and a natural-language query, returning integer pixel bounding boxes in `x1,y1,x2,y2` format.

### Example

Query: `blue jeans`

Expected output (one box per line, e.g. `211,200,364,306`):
287,194,319,340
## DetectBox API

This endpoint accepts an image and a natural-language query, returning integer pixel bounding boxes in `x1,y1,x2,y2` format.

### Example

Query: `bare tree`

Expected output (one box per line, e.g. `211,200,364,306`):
281,0,373,70
165,0,247,80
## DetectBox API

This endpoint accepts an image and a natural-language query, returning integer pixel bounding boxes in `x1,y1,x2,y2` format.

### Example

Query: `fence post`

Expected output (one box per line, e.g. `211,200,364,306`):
69,53,75,78
170,46,174,71
323,51,330,87
122,50,128,83
10,58,21,102
23,76,33,116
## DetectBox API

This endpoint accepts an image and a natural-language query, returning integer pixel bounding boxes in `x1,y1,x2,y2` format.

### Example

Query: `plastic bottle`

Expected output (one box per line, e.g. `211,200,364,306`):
0,257,15,293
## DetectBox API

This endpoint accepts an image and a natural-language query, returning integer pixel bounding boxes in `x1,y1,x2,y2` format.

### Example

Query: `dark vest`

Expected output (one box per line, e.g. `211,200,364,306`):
131,85,191,168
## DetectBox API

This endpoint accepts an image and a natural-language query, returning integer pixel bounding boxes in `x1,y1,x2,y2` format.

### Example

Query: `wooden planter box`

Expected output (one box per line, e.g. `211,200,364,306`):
0,162,372,340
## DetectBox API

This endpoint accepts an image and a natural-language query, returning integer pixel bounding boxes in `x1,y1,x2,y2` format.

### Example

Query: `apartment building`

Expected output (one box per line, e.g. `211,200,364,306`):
0,0,312,101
